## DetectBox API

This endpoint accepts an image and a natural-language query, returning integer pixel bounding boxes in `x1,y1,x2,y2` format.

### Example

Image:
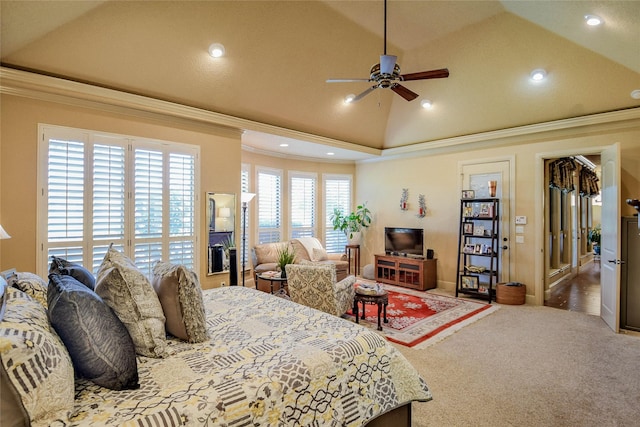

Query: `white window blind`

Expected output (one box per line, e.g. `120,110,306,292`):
240,165,250,264
39,125,199,277
290,172,316,239
324,175,352,253
257,168,282,244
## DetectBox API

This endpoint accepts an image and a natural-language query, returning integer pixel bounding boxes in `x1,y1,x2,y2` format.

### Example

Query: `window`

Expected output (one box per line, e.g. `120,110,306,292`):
256,168,282,244
240,164,251,265
323,174,352,253
39,125,199,277
290,172,316,239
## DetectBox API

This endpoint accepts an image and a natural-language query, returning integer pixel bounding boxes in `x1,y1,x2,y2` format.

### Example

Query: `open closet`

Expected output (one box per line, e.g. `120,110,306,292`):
544,156,601,311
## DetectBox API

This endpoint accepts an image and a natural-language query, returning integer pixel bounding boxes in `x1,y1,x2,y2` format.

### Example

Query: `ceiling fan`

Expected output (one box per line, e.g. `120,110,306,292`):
326,0,449,102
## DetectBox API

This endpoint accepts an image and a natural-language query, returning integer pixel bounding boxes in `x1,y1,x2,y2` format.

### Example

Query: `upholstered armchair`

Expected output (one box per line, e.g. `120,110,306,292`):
285,264,356,317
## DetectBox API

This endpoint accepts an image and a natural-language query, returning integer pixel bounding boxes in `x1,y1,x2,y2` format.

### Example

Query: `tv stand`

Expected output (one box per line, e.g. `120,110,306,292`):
374,254,436,291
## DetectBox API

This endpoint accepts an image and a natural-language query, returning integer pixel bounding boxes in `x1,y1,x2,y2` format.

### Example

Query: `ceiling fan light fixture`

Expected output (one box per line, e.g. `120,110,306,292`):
630,89,640,100
344,94,356,104
584,15,603,26
420,99,433,109
208,43,225,58
530,68,547,82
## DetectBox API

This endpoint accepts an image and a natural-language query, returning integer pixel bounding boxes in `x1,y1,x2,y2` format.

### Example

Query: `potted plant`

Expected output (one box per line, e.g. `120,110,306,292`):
588,224,601,255
330,202,372,244
276,244,296,278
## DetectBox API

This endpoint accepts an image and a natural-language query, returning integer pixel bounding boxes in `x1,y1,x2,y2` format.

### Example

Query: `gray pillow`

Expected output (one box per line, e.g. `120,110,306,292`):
49,256,96,290
47,274,139,390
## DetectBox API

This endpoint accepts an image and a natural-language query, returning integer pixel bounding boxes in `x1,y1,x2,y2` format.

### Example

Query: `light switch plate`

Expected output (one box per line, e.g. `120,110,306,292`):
515,216,527,225
515,226,524,234
516,235,525,243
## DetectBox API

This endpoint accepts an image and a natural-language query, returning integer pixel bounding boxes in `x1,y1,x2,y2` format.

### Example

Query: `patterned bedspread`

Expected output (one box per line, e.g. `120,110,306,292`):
44,286,431,426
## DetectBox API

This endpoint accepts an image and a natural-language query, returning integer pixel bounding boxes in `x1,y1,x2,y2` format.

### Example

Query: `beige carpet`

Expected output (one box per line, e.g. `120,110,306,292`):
396,302,640,426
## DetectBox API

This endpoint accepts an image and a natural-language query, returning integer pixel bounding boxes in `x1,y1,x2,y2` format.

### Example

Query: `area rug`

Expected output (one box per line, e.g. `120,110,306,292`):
345,284,498,348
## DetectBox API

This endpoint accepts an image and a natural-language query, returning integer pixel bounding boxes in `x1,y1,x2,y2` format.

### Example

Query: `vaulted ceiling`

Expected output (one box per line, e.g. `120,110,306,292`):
2,1,639,160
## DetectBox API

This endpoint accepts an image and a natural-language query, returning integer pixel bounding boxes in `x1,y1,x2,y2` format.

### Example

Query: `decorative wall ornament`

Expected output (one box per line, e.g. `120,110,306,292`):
400,188,409,210
417,194,426,218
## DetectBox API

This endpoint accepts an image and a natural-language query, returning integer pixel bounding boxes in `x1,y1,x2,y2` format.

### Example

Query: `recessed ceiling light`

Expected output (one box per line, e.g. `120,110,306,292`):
208,43,225,58
344,94,356,104
279,143,289,147
530,68,547,82
420,99,433,109
327,152,335,156
631,89,640,100
584,15,603,26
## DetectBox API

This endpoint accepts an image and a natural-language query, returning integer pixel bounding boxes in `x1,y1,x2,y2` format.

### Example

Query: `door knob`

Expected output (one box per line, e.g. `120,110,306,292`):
502,245,508,250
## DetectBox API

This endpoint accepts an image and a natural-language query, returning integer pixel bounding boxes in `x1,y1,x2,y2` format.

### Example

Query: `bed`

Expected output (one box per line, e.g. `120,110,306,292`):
1,278,431,426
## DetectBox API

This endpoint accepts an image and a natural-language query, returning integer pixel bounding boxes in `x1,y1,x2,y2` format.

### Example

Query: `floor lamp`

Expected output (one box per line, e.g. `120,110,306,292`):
240,192,256,287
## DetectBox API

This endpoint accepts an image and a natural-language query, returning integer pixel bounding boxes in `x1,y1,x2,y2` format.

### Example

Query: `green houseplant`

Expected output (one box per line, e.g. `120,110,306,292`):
588,224,601,255
330,202,372,241
276,244,296,278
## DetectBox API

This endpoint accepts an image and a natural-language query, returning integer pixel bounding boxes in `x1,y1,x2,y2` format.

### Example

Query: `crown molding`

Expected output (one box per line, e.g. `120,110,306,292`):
0,66,370,154
2,66,638,162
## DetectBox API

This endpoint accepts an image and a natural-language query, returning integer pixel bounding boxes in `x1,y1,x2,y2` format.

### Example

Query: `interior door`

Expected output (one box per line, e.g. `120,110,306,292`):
600,143,621,332
461,160,511,282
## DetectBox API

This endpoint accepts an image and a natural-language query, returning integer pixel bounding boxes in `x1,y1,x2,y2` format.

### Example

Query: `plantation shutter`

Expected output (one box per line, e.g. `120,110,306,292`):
290,173,316,239
46,137,86,264
240,166,250,263
324,175,352,253
168,153,196,267
92,142,126,270
257,168,282,244
39,125,198,277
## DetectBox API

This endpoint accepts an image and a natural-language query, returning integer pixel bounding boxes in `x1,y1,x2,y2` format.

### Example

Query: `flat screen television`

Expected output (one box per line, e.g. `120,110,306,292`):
384,227,424,256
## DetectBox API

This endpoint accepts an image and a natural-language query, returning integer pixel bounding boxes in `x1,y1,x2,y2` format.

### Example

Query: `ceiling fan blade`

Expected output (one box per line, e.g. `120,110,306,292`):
391,84,419,101
380,55,397,75
401,68,450,81
326,78,371,83
353,86,377,102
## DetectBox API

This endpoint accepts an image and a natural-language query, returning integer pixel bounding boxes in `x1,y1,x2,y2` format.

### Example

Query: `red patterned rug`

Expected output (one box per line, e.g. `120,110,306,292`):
346,284,497,348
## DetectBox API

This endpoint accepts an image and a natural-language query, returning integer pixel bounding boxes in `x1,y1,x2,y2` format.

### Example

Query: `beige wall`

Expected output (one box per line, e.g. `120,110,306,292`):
356,123,640,302
0,94,241,288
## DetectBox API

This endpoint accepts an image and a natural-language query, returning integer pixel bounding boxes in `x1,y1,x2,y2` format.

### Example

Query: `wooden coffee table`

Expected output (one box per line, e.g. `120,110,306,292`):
353,290,389,331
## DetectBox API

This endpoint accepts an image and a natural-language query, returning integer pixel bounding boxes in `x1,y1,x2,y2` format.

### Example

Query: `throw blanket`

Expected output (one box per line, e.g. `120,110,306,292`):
43,286,431,426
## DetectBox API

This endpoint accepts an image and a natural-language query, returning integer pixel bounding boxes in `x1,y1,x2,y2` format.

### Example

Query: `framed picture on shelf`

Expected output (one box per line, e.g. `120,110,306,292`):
463,222,474,235
483,244,492,254
461,190,475,199
474,244,483,254
461,275,479,289
463,244,475,254
473,225,485,236
463,206,473,218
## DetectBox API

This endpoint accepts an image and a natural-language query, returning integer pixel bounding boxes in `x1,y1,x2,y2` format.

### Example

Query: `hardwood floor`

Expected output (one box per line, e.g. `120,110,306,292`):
545,260,601,316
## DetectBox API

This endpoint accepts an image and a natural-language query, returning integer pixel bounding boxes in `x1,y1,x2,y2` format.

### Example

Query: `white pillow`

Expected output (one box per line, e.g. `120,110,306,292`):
311,247,329,262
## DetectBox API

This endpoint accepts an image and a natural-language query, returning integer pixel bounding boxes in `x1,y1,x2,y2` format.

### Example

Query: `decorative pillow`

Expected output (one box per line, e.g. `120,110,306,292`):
11,272,48,308
95,245,167,358
47,274,139,390
311,247,329,262
49,256,96,290
1,280,75,425
151,261,208,343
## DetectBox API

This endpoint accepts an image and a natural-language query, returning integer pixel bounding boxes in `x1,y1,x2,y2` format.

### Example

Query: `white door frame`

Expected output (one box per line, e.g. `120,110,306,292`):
534,146,609,306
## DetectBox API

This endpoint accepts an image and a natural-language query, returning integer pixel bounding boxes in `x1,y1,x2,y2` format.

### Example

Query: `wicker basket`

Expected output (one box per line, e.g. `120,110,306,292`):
496,283,526,305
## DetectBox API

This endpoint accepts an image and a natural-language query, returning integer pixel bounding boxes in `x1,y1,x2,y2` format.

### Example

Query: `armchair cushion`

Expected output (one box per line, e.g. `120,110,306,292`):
285,264,356,317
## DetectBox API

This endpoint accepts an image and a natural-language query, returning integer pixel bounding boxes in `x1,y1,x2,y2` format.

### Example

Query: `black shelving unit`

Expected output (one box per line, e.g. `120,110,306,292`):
455,198,500,303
